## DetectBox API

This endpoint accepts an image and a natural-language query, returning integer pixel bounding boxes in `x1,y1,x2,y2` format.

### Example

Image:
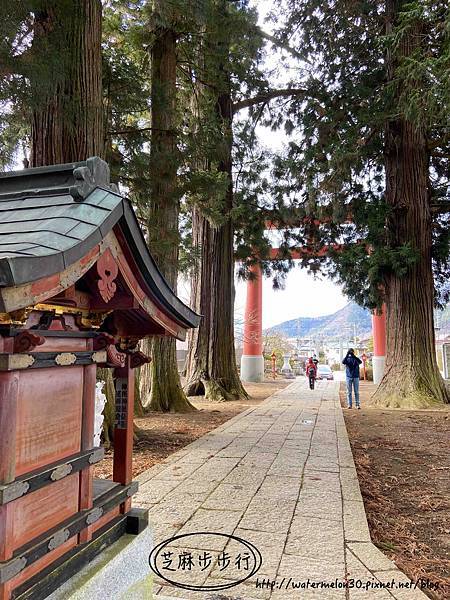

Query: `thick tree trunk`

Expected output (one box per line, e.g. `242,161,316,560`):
141,9,195,412
184,207,212,397
372,2,448,407
185,209,247,402
30,0,103,166
373,119,448,407
184,74,247,402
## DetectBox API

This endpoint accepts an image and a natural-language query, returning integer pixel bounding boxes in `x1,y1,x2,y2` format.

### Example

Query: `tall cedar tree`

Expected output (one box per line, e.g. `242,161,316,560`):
108,0,266,404
140,0,195,412
258,0,450,407
184,0,269,401
0,1,103,167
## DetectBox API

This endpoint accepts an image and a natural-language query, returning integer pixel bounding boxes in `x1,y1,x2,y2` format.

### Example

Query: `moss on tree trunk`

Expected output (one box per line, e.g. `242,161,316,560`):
140,5,196,412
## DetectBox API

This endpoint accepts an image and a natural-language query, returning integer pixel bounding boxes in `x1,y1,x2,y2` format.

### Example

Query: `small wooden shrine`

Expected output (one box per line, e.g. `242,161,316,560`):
0,157,200,600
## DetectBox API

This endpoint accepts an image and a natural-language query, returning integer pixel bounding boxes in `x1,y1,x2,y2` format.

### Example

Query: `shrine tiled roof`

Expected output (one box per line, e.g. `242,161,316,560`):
0,157,200,329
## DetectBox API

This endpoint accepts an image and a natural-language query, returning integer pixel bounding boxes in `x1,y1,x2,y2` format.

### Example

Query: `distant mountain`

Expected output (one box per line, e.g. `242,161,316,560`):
266,303,372,340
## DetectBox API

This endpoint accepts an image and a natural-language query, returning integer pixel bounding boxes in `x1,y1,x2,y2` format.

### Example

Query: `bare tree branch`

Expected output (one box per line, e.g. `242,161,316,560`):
431,201,450,214
254,25,313,65
233,88,307,114
108,127,176,136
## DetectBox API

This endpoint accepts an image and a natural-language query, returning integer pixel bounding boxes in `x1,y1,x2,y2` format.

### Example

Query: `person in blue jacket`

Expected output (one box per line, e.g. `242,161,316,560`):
342,348,362,409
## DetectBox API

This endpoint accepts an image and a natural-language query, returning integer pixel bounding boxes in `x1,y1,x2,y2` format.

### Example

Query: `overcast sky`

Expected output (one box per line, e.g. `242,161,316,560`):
233,0,348,329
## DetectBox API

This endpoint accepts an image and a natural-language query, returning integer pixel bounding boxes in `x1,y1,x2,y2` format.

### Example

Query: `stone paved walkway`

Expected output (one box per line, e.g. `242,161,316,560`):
135,380,427,600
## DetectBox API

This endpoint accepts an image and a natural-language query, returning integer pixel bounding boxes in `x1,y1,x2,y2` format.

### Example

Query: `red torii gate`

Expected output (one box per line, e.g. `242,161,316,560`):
240,248,387,384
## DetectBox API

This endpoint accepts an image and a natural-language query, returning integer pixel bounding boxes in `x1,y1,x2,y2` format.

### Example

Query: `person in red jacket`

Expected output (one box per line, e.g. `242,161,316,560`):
306,357,317,379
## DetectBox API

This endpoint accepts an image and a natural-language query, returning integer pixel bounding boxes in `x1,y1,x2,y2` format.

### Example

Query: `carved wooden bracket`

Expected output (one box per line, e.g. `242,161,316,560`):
106,344,126,367
31,312,72,331
13,330,45,353
96,250,118,303
96,343,126,368
93,332,116,350
129,351,151,370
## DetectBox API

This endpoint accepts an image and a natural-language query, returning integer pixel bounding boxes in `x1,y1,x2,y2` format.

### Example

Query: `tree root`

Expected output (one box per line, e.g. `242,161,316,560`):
149,383,197,413
134,423,152,442
372,367,448,408
203,377,248,402
184,378,205,397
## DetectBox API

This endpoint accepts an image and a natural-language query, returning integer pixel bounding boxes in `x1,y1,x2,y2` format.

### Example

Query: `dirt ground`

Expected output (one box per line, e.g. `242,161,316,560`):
94,379,290,480
341,381,450,600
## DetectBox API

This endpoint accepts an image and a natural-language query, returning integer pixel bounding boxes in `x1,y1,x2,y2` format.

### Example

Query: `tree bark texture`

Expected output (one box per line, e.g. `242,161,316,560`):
30,0,103,166
184,81,248,402
140,11,195,412
373,1,448,407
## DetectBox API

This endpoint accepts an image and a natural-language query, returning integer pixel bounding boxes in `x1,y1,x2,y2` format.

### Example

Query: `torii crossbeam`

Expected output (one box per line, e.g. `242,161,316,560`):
240,254,386,384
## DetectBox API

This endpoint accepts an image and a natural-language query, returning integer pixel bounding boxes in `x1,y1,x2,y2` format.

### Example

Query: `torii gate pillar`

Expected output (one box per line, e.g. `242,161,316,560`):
372,305,387,384
241,264,264,382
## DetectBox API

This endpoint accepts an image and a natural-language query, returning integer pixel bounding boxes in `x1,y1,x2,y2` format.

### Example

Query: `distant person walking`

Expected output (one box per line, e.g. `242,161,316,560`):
306,357,318,389
342,348,362,409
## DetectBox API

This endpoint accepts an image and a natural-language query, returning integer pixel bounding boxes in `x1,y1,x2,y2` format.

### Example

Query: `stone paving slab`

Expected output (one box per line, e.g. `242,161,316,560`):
132,379,428,600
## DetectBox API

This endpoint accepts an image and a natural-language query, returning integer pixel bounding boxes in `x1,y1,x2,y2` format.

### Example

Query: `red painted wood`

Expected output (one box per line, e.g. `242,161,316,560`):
4,536,77,599
36,336,88,352
78,466,93,545
96,249,119,303
2,245,101,314
243,264,263,357
81,348,96,452
111,230,185,337
121,497,132,515
268,244,343,259
372,305,387,357
49,286,91,311
113,356,134,486
0,345,19,565
0,504,14,562
30,274,60,297
15,368,83,476
13,331,45,353
90,506,120,534
80,244,100,267
12,473,79,550
0,372,19,484
79,342,96,544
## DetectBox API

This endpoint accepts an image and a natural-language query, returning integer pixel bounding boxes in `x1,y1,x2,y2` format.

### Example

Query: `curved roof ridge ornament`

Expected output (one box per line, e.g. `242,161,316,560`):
70,157,119,202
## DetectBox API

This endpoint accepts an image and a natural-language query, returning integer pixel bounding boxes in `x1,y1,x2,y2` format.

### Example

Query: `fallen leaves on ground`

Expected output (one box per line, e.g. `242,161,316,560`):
342,382,450,600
